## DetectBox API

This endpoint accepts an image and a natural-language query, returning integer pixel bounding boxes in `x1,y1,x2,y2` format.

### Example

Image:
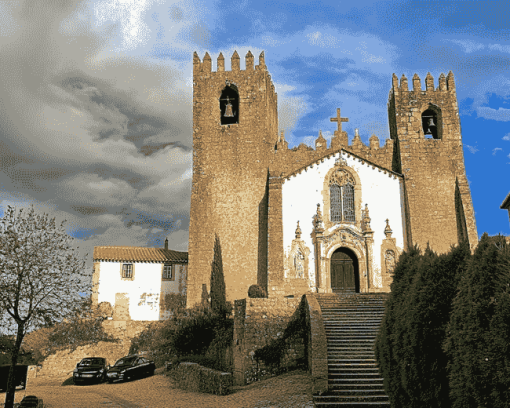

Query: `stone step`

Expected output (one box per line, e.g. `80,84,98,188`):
314,395,390,404
316,293,389,406
329,378,385,384
325,328,380,332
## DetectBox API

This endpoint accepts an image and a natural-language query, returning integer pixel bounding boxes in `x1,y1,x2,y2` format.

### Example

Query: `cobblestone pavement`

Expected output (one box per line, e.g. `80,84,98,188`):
1,369,315,408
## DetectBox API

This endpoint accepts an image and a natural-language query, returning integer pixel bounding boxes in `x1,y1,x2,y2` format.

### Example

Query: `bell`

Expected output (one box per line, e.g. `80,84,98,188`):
428,117,436,127
224,102,234,117
223,96,234,117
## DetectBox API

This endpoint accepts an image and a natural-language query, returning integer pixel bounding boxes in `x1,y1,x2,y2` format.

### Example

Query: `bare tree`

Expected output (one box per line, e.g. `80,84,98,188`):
0,206,88,408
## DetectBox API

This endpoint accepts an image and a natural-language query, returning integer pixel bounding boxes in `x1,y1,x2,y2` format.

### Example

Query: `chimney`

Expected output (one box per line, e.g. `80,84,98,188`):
164,238,168,250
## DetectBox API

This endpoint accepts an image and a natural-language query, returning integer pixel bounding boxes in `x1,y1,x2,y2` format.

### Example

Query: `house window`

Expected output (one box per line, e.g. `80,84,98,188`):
330,182,355,222
122,264,133,279
163,264,173,280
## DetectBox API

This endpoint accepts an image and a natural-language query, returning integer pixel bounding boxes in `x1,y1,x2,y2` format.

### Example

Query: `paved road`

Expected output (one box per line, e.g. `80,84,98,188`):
1,370,315,408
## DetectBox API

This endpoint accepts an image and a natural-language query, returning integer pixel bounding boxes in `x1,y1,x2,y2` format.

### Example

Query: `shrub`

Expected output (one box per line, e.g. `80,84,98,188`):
44,296,117,354
248,285,267,298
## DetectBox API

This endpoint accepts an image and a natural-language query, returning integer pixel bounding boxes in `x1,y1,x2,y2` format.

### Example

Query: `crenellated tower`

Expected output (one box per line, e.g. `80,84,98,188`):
388,71,478,253
188,51,278,307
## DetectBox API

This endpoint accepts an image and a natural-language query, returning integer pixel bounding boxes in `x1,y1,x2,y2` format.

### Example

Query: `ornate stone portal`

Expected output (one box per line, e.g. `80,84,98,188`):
312,203,373,293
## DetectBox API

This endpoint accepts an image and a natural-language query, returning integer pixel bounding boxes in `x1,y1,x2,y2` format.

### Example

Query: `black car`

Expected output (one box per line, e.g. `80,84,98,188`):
19,395,41,407
73,357,108,385
106,355,155,383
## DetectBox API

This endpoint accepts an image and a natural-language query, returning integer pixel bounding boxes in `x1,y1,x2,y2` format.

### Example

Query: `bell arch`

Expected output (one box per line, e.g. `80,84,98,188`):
219,84,239,125
420,104,443,140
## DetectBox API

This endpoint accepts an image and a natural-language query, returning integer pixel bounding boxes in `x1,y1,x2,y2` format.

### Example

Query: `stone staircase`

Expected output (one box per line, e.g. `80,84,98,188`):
313,293,390,407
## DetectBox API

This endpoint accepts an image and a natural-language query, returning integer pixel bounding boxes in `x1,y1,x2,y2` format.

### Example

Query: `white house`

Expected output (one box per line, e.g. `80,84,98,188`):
92,239,188,321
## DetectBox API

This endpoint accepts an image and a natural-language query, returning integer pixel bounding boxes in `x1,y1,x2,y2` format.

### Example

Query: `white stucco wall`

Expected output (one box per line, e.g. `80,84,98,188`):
281,150,405,289
96,262,186,321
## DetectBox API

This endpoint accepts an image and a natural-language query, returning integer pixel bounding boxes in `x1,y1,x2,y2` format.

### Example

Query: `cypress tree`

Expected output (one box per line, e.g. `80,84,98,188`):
444,234,508,408
488,237,510,406
210,234,227,318
402,242,469,407
375,244,422,408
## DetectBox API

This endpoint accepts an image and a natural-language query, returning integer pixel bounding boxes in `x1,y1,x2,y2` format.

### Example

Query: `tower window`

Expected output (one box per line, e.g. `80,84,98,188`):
220,84,239,125
422,109,439,139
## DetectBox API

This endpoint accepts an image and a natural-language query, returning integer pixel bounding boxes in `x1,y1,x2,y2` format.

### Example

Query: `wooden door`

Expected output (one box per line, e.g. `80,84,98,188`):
331,250,356,292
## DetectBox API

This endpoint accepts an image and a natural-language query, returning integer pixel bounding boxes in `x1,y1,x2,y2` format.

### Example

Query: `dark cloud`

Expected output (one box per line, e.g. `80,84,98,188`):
0,0,194,263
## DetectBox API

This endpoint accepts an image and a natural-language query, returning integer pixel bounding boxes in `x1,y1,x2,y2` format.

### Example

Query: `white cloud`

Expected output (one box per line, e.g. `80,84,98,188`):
503,134,510,141
476,107,510,122
447,39,485,54
465,145,479,154
94,0,164,51
493,147,503,155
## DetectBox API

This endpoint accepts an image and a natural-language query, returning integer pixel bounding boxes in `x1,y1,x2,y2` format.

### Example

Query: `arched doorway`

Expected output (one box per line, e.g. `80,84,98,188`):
330,247,359,293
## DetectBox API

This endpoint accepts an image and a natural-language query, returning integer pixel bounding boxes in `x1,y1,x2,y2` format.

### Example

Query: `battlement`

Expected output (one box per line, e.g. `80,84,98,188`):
272,129,395,177
193,50,267,75
391,71,456,94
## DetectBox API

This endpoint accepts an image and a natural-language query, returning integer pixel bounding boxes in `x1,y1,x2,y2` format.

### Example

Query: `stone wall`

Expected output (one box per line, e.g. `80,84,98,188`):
101,320,151,341
233,297,304,385
39,341,131,378
304,294,328,395
388,72,478,254
187,51,278,307
39,320,151,378
166,362,233,395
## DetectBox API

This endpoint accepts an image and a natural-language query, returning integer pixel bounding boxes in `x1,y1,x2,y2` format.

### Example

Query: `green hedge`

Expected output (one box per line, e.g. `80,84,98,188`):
376,235,510,408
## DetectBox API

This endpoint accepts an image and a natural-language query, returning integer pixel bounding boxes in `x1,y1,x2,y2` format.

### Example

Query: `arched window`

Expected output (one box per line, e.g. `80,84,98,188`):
330,170,356,223
219,84,239,125
343,183,355,221
422,109,438,139
330,184,342,222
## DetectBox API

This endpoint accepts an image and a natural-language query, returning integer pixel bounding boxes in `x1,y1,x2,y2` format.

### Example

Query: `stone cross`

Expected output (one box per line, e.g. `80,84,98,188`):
330,108,349,133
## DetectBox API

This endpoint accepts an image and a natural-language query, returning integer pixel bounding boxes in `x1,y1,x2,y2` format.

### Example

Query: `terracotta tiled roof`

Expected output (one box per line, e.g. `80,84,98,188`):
93,246,188,263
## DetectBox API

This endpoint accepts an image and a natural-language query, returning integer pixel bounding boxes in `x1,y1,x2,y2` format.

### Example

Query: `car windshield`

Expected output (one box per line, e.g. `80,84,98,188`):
79,358,104,366
114,357,137,367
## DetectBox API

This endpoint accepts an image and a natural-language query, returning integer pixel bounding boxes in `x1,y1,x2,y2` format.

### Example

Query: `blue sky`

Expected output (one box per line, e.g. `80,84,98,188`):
0,0,508,268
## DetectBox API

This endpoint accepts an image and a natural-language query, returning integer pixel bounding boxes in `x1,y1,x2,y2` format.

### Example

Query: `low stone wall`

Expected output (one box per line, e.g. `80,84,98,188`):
38,320,151,378
39,341,131,378
233,297,304,385
305,294,328,395
167,362,232,395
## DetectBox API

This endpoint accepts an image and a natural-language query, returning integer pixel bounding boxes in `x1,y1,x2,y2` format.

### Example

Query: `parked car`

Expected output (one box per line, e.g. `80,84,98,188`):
106,355,155,383
73,357,108,385
19,395,42,407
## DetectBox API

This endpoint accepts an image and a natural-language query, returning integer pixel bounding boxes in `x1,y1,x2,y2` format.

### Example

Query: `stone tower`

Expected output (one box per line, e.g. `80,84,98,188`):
388,72,478,254
187,51,278,307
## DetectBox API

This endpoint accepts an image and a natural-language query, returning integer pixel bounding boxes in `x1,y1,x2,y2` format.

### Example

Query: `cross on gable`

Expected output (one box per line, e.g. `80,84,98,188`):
330,108,349,133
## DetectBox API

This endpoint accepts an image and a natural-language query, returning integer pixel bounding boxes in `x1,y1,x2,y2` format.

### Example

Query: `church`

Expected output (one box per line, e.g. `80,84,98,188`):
186,50,478,307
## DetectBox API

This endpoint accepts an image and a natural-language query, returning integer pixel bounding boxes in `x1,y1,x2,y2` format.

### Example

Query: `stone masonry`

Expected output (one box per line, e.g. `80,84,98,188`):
187,51,478,307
